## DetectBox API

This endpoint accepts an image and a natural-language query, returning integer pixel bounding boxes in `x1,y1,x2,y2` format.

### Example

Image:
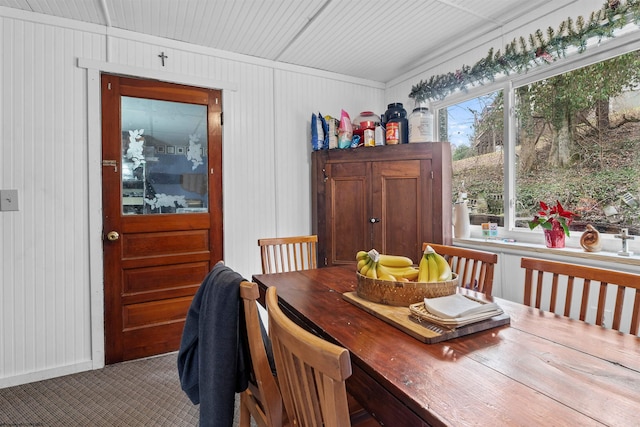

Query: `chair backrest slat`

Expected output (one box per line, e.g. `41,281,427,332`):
266,286,352,427
612,285,625,331
422,243,498,295
521,257,640,335
631,293,640,335
258,235,318,274
239,281,283,427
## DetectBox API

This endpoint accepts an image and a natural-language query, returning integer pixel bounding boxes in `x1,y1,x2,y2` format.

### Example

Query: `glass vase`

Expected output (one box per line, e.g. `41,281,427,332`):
544,228,566,248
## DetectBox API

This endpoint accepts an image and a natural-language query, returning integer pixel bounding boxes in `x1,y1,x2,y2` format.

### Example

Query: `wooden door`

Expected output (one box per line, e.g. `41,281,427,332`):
325,161,370,266
371,159,431,262
101,75,223,364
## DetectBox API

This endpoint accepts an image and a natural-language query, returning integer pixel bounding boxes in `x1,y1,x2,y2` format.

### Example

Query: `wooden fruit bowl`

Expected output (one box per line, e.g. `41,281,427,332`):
356,272,459,307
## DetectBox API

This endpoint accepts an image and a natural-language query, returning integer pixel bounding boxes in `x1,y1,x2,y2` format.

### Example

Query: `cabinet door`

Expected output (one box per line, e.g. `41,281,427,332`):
371,159,431,263
326,161,370,266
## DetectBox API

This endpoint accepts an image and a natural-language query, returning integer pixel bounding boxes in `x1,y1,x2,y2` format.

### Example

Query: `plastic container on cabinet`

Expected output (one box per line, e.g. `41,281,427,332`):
384,103,408,144
409,107,434,143
353,111,381,147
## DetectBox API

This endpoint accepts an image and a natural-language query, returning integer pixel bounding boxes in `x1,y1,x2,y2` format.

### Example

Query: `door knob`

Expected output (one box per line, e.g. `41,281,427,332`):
107,231,120,241
369,218,380,223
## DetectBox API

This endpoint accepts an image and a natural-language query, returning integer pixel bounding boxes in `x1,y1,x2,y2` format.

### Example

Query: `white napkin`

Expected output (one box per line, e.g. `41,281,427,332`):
423,294,499,319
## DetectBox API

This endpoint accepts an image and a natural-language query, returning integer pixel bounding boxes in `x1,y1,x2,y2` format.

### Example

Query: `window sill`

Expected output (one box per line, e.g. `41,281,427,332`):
454,237,640,268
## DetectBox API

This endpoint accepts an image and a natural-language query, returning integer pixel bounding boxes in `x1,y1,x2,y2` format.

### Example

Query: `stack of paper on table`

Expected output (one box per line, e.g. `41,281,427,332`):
413,294,504,328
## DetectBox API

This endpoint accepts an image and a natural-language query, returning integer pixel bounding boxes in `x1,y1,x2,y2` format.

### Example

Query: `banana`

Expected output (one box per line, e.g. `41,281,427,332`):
402,268,420,281
427,254,439,282
363,249,379,279
384,265,419,281
365,260,378,279
378,254,413,268
375,263,397,281
357,249,413,281
359,258,373,276
433,252,453,281
418,252,430,282
419,245,444,282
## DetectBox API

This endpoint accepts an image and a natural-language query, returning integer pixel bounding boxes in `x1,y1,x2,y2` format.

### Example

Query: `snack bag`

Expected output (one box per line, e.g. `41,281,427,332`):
319,113,328,149
337,109,352,149
310,112,326,150
325,115,339,149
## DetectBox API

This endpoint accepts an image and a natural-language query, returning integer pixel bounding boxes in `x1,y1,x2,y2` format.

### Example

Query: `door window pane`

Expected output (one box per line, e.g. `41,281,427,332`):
440,91,505,226
121,97,208,214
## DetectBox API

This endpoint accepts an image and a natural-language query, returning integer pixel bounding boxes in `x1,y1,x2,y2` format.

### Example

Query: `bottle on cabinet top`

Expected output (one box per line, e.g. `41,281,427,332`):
384,103,408,145
409,107,434,143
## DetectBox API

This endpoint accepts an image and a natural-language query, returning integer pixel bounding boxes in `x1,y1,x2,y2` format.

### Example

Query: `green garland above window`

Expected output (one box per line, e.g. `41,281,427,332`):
409,0,640,103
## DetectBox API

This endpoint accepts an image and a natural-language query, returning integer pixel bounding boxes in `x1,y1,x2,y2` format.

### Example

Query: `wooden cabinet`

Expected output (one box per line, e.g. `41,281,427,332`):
312,143,452,267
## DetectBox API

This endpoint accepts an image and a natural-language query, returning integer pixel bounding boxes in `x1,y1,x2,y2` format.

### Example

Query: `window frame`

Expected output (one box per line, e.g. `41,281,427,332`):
430,28,640,254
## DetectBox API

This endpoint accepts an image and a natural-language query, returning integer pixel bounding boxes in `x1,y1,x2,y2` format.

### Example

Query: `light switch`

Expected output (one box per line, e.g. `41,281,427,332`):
0,189,19,211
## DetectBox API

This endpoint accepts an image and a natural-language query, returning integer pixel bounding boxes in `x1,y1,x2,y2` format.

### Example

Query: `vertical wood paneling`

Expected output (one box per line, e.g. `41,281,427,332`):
0,15,102,384
0,7,379,387
219,62,277,278
2,3,640,388
273,69,385,240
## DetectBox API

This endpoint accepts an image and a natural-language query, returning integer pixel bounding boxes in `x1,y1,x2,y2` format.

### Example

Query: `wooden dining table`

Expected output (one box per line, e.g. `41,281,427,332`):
252,266,640,427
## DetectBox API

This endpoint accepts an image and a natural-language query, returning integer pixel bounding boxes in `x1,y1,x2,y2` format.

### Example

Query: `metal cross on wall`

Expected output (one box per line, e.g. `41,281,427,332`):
158,51,168,66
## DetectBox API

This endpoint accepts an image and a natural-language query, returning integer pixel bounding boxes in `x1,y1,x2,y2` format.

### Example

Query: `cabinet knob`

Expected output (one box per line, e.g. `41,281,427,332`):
369,218,380,223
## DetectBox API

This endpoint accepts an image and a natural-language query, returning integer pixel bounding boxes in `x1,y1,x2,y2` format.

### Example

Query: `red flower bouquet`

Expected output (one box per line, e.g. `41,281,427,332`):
528,200,575,237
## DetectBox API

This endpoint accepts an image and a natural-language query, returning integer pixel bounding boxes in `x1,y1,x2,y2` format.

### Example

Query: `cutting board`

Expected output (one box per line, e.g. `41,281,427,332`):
342,291,510,344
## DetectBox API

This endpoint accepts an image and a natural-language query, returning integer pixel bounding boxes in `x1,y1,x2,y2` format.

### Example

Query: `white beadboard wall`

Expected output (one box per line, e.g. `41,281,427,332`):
272,70,385,239
0,8,384,386
0,14,106,385
4,0,639,387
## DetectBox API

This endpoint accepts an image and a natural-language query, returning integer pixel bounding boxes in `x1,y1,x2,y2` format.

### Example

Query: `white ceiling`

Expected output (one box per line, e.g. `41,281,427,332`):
0,0,578,83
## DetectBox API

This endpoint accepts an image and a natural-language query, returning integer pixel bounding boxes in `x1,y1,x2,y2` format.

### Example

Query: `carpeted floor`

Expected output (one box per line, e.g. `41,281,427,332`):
0,352,251,426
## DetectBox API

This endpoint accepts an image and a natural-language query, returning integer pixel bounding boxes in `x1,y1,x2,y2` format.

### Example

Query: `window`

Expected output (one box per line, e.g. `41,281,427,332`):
439,91,505,225
514,52,640,236
438,46,640,242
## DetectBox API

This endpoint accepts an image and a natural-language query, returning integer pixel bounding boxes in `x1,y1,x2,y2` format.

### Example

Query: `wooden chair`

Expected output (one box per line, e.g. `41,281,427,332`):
266,286,354,427
421,242,498,295
239,281,283,427
240,282,380,427
521,257,640,335
258,235,318,274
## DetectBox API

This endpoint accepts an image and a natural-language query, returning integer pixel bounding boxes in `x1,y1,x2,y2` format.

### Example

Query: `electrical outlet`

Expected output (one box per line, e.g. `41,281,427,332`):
0,189,19,211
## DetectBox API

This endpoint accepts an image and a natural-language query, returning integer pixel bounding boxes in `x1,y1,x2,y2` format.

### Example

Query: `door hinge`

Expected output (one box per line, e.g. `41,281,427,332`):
220,112,223,126
108,82,111,90
431,170,434,179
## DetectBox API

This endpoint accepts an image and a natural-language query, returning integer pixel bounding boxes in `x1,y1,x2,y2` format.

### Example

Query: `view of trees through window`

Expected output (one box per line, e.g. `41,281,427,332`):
441,50,640,236
439,91,505,226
